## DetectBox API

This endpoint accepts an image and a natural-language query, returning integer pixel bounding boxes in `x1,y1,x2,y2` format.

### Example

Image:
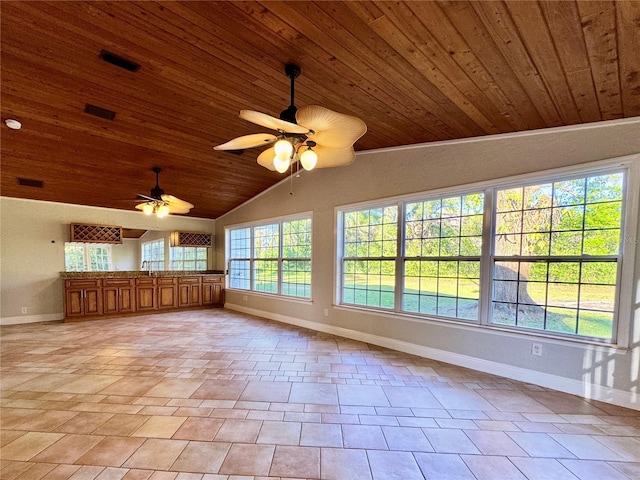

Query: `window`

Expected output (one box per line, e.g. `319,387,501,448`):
491,173,623,339
64,243,112,271
170,246,207,271
227,216,311,298
229,228,251,290
337,163,633,343
342,206,397,308
282,218,312,297
141,240,164,271
404,193,484,320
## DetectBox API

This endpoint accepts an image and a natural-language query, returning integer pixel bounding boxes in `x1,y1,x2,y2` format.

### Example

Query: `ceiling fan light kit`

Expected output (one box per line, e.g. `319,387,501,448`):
135,167,193,217
215,64,366,174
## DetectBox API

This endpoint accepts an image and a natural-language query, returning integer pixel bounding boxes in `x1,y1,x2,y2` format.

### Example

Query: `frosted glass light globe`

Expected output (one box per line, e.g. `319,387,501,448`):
273,155,290,174
300,148,318,171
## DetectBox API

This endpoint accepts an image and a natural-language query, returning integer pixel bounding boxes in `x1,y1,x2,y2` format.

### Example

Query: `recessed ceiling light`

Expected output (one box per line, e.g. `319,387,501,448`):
5,118,22,130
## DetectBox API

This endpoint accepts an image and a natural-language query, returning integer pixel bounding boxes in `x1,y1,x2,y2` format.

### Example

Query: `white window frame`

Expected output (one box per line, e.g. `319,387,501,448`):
226,213,313,300
64,243,113,272
170,246,208,271
335,155,639,347
141,239,165,271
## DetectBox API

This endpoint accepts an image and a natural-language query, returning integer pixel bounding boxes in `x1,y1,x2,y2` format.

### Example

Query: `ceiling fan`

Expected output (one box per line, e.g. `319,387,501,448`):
135,167,194,217
214,64,367,173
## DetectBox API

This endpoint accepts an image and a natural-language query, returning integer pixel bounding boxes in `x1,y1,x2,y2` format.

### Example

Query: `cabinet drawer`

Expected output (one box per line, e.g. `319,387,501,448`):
179,276,201,285
202,275,222,284
65,279,101,289
136,277,156,286
158,277,177,285
103,278,134,287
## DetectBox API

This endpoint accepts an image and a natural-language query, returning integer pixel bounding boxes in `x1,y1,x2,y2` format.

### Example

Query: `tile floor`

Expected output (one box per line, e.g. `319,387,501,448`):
1,309,639,480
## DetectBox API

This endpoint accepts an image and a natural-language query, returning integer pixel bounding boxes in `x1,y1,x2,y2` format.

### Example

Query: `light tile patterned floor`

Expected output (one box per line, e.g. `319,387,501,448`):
1,309,639,480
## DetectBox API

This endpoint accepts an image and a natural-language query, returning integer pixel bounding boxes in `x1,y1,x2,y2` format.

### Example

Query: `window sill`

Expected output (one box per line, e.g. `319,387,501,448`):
334,304,629,353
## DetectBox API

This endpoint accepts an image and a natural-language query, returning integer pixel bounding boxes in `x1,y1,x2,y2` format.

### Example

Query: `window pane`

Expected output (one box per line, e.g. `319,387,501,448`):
171,246,208,271
254,259,278,293
491,260,617,339
403,260,480,320
64,245,85,271
346,206,397,258
230,259,250,290
230,228,251,258
254,224,279,259
283,218,311,258
142,240,164,271
89,246,111,271
282,260,311,298
343,260,395,309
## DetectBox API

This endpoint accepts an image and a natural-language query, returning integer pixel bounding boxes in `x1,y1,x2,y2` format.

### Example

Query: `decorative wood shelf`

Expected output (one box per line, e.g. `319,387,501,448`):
170,231,212,247
70,223,123,244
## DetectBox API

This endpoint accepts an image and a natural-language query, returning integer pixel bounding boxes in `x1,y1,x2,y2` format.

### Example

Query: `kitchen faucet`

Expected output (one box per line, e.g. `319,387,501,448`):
141,261,152,275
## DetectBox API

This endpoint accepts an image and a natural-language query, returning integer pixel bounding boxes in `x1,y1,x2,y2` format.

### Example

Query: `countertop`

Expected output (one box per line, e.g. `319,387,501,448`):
61,270,224,279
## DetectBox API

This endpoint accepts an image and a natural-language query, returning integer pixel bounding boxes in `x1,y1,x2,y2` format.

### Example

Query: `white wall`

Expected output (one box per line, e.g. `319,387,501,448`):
0,198,215,325
108,238,139,271
214,118,640,409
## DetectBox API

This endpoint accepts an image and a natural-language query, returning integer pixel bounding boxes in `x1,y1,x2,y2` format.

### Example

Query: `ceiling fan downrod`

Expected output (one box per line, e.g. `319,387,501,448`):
280,64,301,124
150,166,164,199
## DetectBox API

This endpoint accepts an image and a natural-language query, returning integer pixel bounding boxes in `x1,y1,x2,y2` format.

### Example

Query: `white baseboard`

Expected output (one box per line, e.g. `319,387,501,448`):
226,303,638,411
1,313,64,326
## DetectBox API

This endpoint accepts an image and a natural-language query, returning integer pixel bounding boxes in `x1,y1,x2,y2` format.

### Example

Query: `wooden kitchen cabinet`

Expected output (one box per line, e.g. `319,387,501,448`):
158,277,178,309
135,276,157,311
64,279,103,318
202,275,223,306
103,278,135,315
178,276,201,307
64,274,223,320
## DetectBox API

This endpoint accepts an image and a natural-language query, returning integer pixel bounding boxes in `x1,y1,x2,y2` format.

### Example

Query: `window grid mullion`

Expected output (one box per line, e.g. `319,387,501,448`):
395,201,405,314
479,187,495,326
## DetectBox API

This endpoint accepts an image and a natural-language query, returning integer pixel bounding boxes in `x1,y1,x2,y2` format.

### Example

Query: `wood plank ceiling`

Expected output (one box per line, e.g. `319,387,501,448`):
1,1,639,219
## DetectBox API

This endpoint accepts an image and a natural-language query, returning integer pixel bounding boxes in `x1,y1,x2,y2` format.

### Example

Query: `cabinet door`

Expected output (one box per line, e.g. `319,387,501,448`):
159,285,177,309
103,287,119,315
189,284,201,305
65,289,85,317
136,277,156,311
119,286,135,313
137,286,156,311
202,282,213,306
213,283,223,306
178,284,191,307
202,276,224,307
84,287,103,316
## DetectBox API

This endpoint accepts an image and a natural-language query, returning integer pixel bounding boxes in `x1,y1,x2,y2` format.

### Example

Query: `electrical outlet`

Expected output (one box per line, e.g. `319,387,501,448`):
324,308,329,317
531,343,543,356
21,307,28,314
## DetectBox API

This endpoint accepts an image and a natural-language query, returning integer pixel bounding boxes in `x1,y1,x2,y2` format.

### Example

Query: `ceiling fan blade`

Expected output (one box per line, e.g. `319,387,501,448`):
214,133,277,151
256,147,277,171
296,105,367,149
312,145,356,168
161,194,194,214
137,193,156,202
134,202,149,212
240,110,309,134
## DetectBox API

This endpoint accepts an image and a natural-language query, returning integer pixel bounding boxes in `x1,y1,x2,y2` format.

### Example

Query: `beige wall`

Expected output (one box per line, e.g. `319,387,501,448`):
214,118,640,409
0,198,215,324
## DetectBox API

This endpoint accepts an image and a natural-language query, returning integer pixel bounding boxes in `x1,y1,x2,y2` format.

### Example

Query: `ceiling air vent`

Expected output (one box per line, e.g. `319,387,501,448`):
84,103,116,121
17,177,44,188
99,50,140,72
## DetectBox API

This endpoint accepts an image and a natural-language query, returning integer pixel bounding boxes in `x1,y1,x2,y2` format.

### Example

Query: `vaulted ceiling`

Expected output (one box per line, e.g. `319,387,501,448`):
1,1,639,219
